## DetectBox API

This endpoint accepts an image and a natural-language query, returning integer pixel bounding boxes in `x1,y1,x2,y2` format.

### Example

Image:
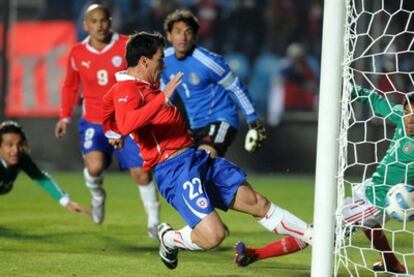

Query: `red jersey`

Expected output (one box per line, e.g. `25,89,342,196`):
102,71,193,170
60,33,128,123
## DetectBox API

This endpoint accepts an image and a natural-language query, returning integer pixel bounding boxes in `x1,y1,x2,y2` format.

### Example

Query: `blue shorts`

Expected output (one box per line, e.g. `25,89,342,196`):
154,148,246,228
78,118,143,170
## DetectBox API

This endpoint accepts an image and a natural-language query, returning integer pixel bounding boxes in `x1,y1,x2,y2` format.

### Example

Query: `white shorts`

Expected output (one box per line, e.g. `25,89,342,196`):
341,179,386,228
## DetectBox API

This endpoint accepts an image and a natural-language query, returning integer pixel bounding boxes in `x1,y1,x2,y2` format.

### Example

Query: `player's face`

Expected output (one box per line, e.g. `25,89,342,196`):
83,8,111,44
0,133,24,166
403,103,414,136
167,21,196,59
145,47,165,84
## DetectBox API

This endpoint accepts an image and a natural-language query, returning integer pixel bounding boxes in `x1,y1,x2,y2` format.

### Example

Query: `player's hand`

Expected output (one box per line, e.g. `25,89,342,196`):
244,119,267,153
163,72,183,100
109,137,124,149
65,201,91,219
55,120,68,139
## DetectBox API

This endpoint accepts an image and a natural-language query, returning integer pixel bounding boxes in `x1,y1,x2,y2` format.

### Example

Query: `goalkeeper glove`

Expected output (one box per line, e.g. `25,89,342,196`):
244,119,267,153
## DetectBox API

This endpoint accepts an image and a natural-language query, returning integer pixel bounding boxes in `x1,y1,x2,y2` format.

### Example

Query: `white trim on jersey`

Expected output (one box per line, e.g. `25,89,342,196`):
226,77,255,114
115,71,152,87
82,33,120,54
193,49,225,76
218,72,236,88
214,122,230,143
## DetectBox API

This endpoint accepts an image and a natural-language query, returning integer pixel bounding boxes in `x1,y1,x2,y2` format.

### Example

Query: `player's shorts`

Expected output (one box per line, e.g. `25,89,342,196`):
341,178,386,228
154,148,246,228
190,121,238,157
78,118,143,170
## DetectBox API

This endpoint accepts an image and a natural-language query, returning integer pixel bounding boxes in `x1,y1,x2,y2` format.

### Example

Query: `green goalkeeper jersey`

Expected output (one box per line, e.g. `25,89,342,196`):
354,87,414,208
0,153,68,204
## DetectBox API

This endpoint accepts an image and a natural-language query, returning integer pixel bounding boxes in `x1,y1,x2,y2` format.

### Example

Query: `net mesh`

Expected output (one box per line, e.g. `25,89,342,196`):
335,0,414,276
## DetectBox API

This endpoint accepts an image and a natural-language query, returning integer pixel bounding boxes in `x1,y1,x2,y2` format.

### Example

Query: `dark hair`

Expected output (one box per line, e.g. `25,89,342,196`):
0,121,29,152
126,31,165,67
164,9,199,35
403,93,414,109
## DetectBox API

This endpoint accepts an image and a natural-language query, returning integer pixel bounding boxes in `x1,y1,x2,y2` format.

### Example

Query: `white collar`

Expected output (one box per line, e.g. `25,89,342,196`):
82,32,119,54
115,71,151,85
1,158,8,168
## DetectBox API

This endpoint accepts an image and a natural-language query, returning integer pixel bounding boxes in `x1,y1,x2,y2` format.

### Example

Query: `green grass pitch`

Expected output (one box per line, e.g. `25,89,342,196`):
0,173,412,276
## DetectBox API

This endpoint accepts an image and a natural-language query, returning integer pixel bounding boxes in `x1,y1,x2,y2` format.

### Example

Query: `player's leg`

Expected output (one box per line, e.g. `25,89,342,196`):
234,236,308,267
78,119,112,224
229,182,313,244
363,226,406,273
116,135,160,239
83,151,108,224
341,180,406,273
192,121,237,158
153,148,230,269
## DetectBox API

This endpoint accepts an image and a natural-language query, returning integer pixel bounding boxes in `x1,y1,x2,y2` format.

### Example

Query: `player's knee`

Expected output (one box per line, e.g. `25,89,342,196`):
202,227,226,249
86,166,104,177
130,168,151,185
83,167,104,186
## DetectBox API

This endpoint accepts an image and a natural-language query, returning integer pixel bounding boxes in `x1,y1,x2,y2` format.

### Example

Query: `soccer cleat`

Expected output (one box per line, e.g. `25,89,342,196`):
91,188,106,224
234,242,256,267
148,225,159,240
158,223,179,269
372,260,407,274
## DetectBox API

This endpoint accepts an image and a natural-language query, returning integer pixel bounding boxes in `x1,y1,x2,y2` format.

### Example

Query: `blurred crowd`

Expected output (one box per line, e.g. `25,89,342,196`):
37,0,323,126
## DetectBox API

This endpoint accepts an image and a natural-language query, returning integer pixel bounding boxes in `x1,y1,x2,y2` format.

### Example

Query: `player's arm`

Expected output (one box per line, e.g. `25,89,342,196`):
20,154,90,215
352,85,402,123
209,55,266,152
55,49,81,138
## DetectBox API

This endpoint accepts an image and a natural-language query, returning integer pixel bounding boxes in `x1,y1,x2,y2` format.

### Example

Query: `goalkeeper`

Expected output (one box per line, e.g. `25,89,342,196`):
161,9,266,157
0,121,90,216
234,86,409,274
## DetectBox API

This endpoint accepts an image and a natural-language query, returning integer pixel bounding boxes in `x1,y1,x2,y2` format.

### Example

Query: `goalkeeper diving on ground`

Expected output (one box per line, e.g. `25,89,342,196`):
0,120,90,217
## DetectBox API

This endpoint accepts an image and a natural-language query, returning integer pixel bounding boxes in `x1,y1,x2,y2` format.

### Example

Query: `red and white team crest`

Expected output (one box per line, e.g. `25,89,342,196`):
112,56,123,67
197,197,208,209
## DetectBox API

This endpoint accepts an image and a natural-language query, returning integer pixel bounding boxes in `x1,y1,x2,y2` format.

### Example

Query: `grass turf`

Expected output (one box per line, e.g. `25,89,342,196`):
0,173,412,276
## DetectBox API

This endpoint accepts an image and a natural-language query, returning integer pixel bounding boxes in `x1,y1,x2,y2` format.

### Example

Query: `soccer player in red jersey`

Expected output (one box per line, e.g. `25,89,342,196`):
54,4,160,238
102,31,312,270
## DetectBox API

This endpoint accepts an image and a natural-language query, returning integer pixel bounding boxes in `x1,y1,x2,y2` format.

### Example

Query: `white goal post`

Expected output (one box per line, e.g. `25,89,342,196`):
311,0,345,276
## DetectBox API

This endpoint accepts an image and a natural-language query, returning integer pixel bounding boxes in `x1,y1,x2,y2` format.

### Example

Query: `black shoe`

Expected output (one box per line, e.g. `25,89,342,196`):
158,223,179,270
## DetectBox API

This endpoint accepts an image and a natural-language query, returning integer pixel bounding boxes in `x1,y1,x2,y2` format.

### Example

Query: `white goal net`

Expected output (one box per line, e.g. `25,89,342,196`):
335,0,414,276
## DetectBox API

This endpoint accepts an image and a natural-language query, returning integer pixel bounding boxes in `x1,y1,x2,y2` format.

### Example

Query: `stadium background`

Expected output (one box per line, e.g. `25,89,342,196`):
0,0,400,174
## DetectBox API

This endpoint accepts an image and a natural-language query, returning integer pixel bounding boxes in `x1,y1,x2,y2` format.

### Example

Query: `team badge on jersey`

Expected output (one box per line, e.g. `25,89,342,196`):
112,56,123,67
189,72,200,85
403,141,414,154
196,197,208,209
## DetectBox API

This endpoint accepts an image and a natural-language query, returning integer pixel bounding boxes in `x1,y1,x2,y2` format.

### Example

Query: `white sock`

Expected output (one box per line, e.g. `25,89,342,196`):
163,226,203,250
138,181,160,228
83,168,104,199
259,203,313,245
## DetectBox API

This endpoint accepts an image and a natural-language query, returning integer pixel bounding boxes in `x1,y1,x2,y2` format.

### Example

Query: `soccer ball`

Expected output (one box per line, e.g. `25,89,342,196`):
384,183,414,222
